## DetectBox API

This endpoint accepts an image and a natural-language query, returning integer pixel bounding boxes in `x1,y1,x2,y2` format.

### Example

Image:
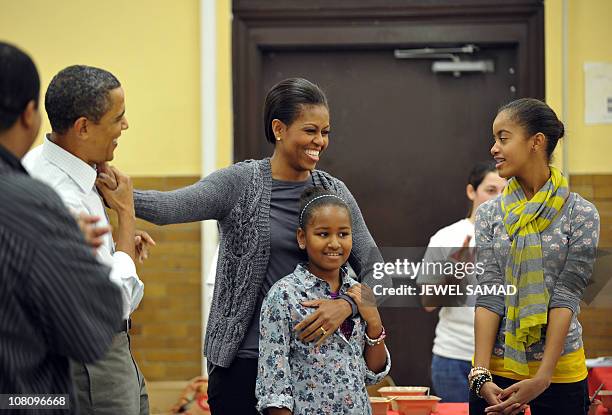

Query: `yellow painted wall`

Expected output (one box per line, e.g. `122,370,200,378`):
566,0,612,174
545,0,612,174
5,1,608,175
0,0,202,176
544,0,564,170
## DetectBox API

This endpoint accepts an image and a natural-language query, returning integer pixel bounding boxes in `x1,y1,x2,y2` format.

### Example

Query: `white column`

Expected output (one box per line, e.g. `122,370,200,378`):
200,0,218,377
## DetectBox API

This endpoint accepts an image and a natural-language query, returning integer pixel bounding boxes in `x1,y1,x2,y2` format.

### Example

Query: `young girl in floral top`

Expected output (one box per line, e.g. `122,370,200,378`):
256,187,391,415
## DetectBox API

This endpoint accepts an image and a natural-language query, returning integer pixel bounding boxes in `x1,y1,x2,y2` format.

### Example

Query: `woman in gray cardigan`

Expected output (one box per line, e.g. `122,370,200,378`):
133,78,383,414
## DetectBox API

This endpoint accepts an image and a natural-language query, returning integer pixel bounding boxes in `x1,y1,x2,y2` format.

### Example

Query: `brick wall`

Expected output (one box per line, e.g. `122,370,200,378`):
570,175,612,358
107,176,202,381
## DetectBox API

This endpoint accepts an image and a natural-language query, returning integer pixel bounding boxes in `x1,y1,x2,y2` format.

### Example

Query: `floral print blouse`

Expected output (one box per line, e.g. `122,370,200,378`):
256,264,391,415
475,192,600,360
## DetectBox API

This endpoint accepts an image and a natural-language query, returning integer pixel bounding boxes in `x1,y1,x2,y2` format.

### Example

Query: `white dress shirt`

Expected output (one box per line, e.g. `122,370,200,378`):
23,136,144,319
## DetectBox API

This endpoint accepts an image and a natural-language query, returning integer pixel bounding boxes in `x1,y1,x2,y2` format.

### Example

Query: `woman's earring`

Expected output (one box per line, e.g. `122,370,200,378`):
276,136,281,141
299,244,305,249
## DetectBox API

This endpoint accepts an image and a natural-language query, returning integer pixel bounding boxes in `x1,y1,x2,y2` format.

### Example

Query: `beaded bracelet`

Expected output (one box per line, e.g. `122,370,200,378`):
470,372,493,398
365,325,386,346
468,366,490,381
468,366,491,387
469,369,490,392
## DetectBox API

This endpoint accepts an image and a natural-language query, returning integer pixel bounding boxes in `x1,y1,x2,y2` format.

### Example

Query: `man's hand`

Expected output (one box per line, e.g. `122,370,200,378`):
75,212,110,251
135,229,155,263
95,165,134,215
95,165,136,260
98,164,154,263
97,162,118,190
295,298,351,347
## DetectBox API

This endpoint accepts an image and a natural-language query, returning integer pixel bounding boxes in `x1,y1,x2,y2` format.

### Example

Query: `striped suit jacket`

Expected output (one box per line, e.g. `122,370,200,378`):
0,145,123,414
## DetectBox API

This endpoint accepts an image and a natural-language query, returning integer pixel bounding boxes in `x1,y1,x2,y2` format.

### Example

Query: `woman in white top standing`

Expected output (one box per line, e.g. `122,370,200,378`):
417,161,506,402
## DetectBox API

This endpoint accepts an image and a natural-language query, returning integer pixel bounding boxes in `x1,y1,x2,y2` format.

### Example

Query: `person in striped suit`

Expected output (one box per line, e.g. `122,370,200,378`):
0,41,123,414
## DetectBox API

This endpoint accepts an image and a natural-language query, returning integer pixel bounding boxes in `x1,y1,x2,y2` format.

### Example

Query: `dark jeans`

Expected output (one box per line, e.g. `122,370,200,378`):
207,357,258,415
469,375,589,415
431,354,471,402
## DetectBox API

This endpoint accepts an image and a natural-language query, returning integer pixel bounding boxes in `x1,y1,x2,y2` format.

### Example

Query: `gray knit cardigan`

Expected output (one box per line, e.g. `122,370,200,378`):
133,158,383,368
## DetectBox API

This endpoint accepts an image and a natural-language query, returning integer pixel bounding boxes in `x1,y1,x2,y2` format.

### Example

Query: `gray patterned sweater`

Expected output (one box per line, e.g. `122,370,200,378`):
475,193,600,360
133,158,383,367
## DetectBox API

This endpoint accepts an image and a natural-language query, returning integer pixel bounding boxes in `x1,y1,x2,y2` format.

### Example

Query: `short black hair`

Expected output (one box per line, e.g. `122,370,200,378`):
0,42,40,133
298,186,352,230
468,160,497,190
466,160,498,217
498,98,565,161
263,78,328,144
45,65,121,134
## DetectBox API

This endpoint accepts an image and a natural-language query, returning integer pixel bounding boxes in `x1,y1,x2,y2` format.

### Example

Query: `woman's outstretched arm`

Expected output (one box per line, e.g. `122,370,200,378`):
133,162,248,225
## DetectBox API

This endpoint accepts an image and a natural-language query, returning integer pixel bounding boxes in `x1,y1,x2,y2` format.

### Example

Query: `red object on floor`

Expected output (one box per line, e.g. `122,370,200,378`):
387,403,471,415
434,403,470,414
197,394,210,410
589,366,612,395
387,402,612,414
387,403,532,415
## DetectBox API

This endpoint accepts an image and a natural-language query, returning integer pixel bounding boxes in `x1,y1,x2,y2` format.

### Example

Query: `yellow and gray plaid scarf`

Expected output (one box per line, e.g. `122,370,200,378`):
500,166,569,375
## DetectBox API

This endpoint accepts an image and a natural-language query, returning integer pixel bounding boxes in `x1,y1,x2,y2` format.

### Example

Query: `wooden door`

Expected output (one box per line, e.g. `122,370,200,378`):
233,0,544,388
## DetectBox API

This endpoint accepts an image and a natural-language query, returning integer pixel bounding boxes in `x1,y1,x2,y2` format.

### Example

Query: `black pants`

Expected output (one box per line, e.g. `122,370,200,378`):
469,375,589,415
207,358,259,415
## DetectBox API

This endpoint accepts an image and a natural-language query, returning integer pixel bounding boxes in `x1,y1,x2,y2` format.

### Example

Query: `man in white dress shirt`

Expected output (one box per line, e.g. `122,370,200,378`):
23,65,148,415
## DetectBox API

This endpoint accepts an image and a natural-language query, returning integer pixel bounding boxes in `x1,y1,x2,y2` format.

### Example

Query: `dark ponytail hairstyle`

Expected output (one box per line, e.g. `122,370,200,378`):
298,186,352,230
498,98,565,161
466,160,498,218
263,78,328,144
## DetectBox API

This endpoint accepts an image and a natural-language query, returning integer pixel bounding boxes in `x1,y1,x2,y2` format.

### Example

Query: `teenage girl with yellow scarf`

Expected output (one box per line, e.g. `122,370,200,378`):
469,98,600,415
